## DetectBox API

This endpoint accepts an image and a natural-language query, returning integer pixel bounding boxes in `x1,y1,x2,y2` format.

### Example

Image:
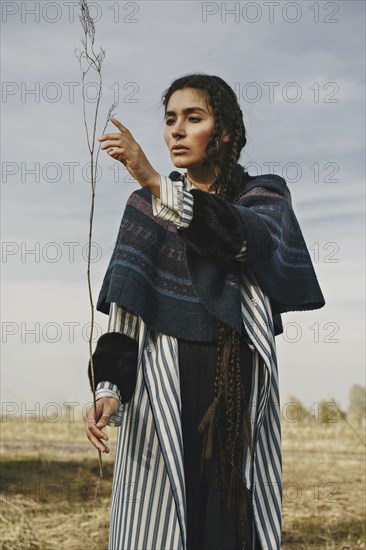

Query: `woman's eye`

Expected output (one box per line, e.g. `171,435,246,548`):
166,117,201,125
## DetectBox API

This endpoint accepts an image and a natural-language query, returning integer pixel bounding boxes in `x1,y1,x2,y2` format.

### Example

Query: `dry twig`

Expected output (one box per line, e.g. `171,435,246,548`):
74,0,117,481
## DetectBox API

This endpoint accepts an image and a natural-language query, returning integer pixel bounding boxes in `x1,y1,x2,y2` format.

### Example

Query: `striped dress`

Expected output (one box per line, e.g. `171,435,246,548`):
95,174,282,550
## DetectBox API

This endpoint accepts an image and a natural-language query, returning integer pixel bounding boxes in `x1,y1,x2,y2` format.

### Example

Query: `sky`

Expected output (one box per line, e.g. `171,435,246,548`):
1,0,365,423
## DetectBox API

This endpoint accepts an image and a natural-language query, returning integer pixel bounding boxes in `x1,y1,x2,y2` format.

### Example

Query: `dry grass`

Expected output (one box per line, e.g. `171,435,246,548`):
0,410,365,549
1,408,93,444
281,420,365,549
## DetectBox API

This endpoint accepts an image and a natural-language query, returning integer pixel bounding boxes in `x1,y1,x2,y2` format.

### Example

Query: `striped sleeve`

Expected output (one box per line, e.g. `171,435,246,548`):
95,380,124,427
107,301,139,341
94,301,139,427
151,174,194,229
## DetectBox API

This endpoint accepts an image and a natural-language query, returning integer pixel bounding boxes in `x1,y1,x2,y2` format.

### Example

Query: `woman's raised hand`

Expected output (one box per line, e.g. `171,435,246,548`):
98,117,160,190
83,396,120,453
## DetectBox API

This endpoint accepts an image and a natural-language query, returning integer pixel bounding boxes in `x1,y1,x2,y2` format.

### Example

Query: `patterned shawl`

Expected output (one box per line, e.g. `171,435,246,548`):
96,166,325,340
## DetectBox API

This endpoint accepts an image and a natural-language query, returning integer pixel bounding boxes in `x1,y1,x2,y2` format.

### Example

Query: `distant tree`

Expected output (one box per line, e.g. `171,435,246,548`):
318,398,346,424
281,395,311,424
348,384,366,425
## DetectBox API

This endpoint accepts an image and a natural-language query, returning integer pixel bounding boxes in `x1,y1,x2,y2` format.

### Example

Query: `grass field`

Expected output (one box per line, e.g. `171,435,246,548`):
0,410,365,549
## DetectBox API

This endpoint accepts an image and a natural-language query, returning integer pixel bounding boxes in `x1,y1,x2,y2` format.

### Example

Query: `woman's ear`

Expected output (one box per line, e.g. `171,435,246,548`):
221,129,231,143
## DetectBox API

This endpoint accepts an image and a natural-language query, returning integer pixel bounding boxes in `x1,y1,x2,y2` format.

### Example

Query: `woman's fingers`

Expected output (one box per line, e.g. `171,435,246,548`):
86,427,110,453
99,137,121,149
98,118,138,170
84,397,121,453
97,117,155,186
84,404,110,453
109,116,133,138
101,142,124,154
87,428,110,453
98,116,134,144
98,132,121,142
107,147,125,159
84,405,108,437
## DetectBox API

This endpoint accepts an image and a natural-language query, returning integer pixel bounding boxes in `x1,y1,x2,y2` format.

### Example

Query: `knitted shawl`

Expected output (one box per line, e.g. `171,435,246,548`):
96,166,325,340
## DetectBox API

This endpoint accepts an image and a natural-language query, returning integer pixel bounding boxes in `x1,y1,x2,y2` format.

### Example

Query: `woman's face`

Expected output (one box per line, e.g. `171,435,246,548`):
163,88,224,170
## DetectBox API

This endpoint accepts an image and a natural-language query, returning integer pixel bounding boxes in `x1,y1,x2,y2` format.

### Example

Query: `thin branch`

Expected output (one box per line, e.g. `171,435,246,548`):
74,0,118,480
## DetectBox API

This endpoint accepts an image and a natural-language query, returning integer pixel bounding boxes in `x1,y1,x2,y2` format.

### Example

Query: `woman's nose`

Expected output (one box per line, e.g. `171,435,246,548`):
172,122,186,138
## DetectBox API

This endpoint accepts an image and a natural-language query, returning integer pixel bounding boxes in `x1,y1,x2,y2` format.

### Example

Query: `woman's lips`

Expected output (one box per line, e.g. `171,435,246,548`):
172,148,189,153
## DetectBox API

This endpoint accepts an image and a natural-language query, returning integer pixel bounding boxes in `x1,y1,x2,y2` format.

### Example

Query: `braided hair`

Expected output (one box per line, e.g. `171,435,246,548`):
161,74,256,549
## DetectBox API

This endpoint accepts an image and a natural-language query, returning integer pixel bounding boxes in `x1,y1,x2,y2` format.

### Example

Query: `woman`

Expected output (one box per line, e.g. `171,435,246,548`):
84,74,325,550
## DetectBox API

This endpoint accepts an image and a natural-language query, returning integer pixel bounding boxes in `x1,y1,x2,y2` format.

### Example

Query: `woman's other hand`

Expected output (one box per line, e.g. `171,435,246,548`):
98,117,160,190
83,396,120,453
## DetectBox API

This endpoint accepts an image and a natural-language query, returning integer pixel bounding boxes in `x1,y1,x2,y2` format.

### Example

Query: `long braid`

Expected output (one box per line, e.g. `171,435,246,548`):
162,73,256,549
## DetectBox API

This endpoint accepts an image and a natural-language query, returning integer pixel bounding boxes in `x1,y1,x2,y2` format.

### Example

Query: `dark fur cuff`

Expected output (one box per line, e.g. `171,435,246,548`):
87,332,138,403
179,188,246,263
